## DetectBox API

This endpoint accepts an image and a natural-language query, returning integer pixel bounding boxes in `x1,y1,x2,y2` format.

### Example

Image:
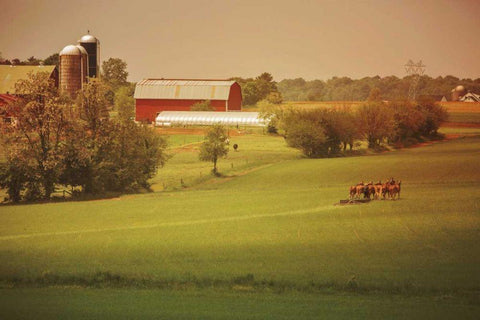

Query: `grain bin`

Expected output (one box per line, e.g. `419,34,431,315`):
76,45,89,84
78,33,100,78
59,45,83,97
451,85,466,101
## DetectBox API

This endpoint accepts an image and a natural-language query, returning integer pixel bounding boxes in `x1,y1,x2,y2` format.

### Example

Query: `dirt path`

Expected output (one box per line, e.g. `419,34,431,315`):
0,205,343,241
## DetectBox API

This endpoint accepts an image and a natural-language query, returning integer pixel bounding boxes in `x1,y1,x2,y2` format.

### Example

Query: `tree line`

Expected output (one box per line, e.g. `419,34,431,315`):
277,75,480,101
4,51,479,103
229,72,283,106
0,53,60,68
263,97,448,158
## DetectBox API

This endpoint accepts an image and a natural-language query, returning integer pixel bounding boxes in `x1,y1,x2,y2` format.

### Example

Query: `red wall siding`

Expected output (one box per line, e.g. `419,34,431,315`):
135,82,243,122
135,99,227,122
227,82,242,111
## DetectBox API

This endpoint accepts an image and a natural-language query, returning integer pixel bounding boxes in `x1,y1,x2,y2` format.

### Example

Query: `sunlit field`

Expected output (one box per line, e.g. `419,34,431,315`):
1,105,480,319
1,130,480,318
440,101,480,113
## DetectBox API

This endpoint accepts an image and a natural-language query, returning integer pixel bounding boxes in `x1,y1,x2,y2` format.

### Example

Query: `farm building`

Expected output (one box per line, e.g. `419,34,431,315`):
0,65,58,95
155,111,265,127
0,65,58,122
134,79,242,122
460,92,480,102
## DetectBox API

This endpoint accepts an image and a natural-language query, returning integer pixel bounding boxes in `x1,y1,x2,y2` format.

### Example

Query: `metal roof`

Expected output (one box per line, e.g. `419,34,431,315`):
134,79,236,100
78,34,98,43
0,93,16,106
155,111,265,127
460,92,480,102
60,45,82,56
0,65,57,94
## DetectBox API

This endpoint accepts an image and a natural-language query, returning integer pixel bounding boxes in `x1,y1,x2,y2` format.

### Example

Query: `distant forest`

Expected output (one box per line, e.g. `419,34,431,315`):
277,75,480,102
2,54,479,102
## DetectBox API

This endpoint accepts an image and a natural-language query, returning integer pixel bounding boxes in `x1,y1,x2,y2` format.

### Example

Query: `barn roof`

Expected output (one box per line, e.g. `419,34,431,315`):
0,93,16,106
134,79,236,100
460,92,480,102
0,65,57,94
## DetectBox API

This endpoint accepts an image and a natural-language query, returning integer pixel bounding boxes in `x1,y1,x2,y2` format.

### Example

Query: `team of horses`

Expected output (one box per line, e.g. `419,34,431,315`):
349,179,401,200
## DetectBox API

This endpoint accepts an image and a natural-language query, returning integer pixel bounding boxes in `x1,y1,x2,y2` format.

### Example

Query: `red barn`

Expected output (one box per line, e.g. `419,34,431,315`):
0,65,58,123
134,79,242,122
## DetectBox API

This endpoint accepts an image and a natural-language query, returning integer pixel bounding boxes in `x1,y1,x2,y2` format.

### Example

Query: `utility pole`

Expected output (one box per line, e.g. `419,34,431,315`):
405,60,426,101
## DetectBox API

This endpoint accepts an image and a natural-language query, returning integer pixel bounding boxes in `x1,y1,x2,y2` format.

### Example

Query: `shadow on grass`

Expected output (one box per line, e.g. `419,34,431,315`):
2,272,479,303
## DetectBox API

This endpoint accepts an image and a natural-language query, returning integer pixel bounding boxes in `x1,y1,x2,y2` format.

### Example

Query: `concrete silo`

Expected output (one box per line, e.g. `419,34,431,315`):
78,32,100,78
59,45,86,97
76,45,89,84
451,85,466,101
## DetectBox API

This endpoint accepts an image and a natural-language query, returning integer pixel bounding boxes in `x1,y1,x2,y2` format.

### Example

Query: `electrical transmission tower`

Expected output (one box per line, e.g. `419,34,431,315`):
404,60,426,101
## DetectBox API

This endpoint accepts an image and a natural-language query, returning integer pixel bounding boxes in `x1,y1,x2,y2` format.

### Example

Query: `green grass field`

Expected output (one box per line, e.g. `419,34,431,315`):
1,127,479,318
445,112,480,124
2,288,479,320
165,134,204,148
151,134,300,191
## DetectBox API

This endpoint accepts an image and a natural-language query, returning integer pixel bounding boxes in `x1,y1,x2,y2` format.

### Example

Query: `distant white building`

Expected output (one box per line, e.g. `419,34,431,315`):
460,92,480,102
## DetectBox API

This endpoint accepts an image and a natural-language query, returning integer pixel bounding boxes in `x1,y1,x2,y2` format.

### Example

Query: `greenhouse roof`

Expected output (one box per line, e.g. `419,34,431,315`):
155,111,266,127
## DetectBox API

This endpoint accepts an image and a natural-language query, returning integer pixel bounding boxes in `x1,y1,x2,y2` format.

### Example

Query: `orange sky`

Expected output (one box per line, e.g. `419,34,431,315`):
1,0,479,82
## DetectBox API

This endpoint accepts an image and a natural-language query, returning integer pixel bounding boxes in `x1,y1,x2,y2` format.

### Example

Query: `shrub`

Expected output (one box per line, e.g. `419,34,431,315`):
190,100,215,111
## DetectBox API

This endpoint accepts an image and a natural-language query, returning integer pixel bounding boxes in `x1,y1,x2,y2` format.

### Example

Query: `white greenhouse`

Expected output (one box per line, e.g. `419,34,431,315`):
155,111,267,127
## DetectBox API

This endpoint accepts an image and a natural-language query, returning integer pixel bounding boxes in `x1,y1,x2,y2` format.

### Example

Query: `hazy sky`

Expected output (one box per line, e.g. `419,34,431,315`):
1,0,479,82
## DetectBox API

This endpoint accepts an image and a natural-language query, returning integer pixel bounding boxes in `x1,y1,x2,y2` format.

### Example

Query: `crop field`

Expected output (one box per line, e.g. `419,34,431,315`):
440,102,480,113
1,124,479,318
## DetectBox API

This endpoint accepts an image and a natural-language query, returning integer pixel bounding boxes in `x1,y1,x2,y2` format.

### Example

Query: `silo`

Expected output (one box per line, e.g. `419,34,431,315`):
451,85,466,101
59,45,83,97
78,32,100,78
76,45,89,84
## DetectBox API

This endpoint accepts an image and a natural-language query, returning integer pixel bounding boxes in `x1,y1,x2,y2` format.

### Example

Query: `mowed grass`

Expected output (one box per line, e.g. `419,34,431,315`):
164,134,204,148
0,135,479,291
2,288,479,320
1,132,480,318
151,134,300,191
445,112,480,124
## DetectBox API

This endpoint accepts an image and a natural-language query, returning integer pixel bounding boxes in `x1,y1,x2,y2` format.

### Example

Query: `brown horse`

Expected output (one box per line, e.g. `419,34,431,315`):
387,181,402,200
349,185,357,200
374,181,383,200
349,182,365,200
364,182,375,199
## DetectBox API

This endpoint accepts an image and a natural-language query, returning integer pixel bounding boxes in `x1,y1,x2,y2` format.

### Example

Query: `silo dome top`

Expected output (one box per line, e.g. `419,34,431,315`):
59,45,82,56
75,45,88,55
455,85,465,92
79,34,98,43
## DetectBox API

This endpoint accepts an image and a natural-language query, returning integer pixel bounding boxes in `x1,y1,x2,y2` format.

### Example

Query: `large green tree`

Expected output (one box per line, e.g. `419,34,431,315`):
43,53,59,68
415,97,448,137
357,102,395,149
76,79,110,142
0,72,71,200
199,125,229,175
1,73,168,202
280,110,328,158
101,58,129,91
232,72,282,106
115,83,136,121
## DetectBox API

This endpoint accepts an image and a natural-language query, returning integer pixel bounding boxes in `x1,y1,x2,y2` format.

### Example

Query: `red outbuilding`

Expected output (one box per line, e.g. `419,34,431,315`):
134,79,242,122
0,65,58,123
